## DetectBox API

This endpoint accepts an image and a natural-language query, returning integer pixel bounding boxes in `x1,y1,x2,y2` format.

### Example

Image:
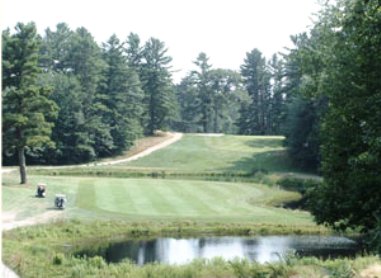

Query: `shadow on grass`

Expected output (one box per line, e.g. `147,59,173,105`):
244,138,284,149
219,150,296,174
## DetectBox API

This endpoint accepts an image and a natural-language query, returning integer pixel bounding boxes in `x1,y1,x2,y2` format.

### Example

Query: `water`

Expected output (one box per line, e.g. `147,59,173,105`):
76,235,360,265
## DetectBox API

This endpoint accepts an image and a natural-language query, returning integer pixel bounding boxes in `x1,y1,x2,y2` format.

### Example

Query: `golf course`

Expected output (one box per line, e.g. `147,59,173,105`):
3,133,380,277
3,134,313,225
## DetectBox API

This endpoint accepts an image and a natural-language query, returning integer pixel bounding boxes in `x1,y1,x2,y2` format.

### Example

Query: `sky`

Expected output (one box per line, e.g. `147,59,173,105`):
1,0,321,83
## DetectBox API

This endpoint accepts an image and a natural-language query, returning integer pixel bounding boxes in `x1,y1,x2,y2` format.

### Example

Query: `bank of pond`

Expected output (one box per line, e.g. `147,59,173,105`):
2,220,380,277
75,235,362,265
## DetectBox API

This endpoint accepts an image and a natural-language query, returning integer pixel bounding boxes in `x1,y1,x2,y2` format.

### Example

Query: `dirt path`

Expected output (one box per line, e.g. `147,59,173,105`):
2,132,183,226
92,132,183,166
1,132,183,278
30,132,183,170
2,132,183,228
2,210,63,231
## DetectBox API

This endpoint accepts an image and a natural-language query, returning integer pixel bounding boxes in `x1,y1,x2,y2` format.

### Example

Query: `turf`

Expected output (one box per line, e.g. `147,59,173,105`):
2,134,322,232
118,134,295,173
3,174,312,225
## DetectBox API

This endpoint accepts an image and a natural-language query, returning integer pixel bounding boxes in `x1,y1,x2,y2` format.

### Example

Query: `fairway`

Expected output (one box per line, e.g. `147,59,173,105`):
2,174,312,225
2,135,319,228
119,134,295,173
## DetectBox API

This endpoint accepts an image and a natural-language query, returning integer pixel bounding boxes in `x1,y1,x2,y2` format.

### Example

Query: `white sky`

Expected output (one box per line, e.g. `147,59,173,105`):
1,0,321,83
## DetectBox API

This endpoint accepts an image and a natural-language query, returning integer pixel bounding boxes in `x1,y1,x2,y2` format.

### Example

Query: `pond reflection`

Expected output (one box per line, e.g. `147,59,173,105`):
77,236,360,265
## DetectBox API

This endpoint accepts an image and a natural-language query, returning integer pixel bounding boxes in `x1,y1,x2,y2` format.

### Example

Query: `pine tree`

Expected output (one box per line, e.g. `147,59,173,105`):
140,38,175,135
101,34,144,153
239,49,271,135
67,27,113,158
2,22,58,183
193,52,213,133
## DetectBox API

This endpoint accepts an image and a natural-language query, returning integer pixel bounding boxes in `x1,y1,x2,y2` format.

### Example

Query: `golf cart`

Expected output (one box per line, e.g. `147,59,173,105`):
36,183,47,198
55,194,67,209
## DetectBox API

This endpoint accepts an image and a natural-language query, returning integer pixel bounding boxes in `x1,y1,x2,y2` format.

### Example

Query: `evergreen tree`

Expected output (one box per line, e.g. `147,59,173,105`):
67,27,113,158
40,72,92,164
193,52,213,132
140,38,175,134
238,49,271,135
209,68,244,133
268,54,285,134
125,32,143,70
177,54,248,134
101,34,144,153
175,75,202,132
282,32,326,171
2,23,58,183
39,22,73,72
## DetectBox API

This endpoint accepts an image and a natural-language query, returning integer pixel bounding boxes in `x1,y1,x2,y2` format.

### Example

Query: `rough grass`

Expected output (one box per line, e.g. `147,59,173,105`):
2,221,379,278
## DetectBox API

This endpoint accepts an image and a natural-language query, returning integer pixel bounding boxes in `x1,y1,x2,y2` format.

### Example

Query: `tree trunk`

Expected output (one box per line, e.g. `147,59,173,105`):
18,146,27,184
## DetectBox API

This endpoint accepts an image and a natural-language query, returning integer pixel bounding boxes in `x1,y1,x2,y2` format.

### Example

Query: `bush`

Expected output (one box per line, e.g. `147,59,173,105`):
276,177,322,210
276,177,321,194
52,253,65,265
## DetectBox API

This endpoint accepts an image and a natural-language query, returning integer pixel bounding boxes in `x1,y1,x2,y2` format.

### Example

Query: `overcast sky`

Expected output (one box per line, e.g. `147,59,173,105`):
2,0,321,82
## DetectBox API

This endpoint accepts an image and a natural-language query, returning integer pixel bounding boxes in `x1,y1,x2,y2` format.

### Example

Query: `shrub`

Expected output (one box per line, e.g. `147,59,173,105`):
276,177,321,194
52,253,65,265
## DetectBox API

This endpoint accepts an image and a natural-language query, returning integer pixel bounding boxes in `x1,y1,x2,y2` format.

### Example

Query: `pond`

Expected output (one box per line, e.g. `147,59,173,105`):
75,235,360,265
75,236,360,265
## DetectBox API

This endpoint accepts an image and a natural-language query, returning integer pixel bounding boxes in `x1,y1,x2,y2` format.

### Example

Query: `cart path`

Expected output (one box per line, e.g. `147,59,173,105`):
89,132,183,166
2,132,183,228
2,210,63,231
5,132,183,172
1,132,183,278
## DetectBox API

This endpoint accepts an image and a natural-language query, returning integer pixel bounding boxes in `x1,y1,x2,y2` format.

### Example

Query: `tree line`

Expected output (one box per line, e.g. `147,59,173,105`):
281,0,381,253
2,23,176,173
2,22,287,171
2,0,381,252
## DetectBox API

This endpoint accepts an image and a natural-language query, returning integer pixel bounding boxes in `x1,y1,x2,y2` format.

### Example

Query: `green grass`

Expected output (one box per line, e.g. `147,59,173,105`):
3,174,313,226
31,135,316,182
2,220,379,278
3,134,340,277
117,134,295,173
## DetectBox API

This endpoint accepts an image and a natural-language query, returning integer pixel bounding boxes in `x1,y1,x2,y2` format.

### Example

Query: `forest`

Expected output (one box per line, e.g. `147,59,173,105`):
2,0,381,254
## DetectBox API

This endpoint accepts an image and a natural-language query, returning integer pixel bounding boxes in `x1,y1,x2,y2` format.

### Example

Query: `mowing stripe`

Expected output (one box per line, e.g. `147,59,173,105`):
154,180,200,216
115,181,138,214
127,179,157,215
94,181,118,213
174,181,220,216
137,180,176,215
76,179,97,210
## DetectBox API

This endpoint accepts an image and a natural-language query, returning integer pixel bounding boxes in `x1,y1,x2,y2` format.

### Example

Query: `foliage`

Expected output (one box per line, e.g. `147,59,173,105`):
281,29,328,172
304,0,381,237
101,34,144,154
283,96,322,171
140,38,176,135
277,177,321,195
2,22,58,183
238,50,285,135
176,53,247,133
3,23,177,165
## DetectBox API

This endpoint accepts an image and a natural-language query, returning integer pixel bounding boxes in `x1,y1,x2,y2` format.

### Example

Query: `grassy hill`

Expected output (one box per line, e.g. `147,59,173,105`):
34,134,305,179
119,134,294,173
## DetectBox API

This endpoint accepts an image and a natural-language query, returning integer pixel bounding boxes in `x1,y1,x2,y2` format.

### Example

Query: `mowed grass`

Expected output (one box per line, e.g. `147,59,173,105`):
2,174,313,226
118,134,294,173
